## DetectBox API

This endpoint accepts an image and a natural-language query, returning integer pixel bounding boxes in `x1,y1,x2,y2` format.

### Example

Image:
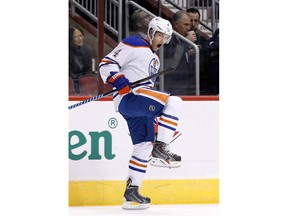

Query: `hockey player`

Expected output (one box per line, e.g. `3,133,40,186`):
99,17,183,210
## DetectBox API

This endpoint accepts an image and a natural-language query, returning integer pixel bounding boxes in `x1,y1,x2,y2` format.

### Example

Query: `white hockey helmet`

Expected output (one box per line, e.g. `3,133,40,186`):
147,16,173,44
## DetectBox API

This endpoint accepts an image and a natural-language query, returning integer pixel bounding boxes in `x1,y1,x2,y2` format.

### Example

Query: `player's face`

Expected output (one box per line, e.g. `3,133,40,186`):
151,32,170,51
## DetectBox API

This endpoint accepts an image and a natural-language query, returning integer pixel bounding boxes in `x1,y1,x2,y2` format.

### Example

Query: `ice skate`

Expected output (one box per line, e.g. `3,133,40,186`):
150,141,181,168
122,178,151,210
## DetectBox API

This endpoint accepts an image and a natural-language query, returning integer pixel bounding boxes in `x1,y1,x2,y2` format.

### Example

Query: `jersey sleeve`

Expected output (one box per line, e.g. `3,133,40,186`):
99,42,134,83
99,36,149,83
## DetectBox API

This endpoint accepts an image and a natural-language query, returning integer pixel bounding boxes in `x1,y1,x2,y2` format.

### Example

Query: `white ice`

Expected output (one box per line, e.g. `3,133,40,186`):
69,204,219,216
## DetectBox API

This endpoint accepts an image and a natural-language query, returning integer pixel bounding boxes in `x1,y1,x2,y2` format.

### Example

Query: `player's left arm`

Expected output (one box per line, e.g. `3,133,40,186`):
99,44,133,95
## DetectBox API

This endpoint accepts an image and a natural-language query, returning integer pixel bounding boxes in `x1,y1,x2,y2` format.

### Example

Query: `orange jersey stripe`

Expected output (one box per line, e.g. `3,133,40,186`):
129,160,147,168
135,88,169,104
100,59,113,64
159,117,178,126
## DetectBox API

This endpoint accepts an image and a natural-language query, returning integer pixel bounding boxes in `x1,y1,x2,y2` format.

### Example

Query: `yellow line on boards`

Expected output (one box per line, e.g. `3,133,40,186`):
69,179,219,206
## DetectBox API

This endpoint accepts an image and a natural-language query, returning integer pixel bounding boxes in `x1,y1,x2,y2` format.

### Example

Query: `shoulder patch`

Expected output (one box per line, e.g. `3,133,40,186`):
122,36,148,47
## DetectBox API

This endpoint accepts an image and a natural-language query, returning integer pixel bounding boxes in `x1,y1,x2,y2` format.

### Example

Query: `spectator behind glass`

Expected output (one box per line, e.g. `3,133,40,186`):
186,7,210,46
129,9,152,38
164,10,196,95
69,26,93,94
202,28,219,95
187,7,213,94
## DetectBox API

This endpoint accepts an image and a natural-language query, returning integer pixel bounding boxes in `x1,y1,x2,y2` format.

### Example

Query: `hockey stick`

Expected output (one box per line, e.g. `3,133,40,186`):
68,44,184,110
170,131,182,144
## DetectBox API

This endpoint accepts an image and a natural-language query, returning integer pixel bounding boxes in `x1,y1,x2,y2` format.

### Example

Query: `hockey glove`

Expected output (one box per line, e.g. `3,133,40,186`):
107,72,131,95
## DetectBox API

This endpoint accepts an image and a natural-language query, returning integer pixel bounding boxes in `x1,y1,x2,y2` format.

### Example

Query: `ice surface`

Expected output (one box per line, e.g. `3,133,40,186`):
69,204,219,216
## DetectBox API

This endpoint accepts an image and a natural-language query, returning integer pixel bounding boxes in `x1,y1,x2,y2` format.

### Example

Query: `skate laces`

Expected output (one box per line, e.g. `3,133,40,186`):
128,185,146,200
133,188,149,201
161,143,178,157
136,190,146,199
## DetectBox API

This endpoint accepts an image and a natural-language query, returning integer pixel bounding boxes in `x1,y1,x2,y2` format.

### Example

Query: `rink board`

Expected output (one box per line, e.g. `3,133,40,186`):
69,179,219,206
69,96,219,206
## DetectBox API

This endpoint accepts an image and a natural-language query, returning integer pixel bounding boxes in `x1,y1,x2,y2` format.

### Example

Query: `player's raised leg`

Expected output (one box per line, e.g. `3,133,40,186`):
150,96,183,168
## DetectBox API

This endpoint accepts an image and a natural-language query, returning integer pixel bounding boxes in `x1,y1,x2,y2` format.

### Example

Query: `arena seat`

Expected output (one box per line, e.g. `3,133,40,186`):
69,76,76,95
78,74,99,96
102,83,113,92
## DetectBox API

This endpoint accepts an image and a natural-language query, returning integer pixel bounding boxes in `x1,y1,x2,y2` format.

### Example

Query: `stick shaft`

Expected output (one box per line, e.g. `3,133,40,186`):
68,67,174,110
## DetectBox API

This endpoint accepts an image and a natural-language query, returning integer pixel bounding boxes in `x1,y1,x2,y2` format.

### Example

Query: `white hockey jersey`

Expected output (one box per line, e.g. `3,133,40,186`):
99,36,161,111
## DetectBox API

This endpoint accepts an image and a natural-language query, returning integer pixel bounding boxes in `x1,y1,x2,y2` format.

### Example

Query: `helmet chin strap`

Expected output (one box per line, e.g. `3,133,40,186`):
147,28,155,46
149,34,154,45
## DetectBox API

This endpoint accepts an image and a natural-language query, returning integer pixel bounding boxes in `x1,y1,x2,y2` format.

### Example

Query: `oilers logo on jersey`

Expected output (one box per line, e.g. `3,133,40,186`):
148,58,160,82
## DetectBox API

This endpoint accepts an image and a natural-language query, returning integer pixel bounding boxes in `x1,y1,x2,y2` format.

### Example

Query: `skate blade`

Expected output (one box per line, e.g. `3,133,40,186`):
122,201,150,210
149,157,181,168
